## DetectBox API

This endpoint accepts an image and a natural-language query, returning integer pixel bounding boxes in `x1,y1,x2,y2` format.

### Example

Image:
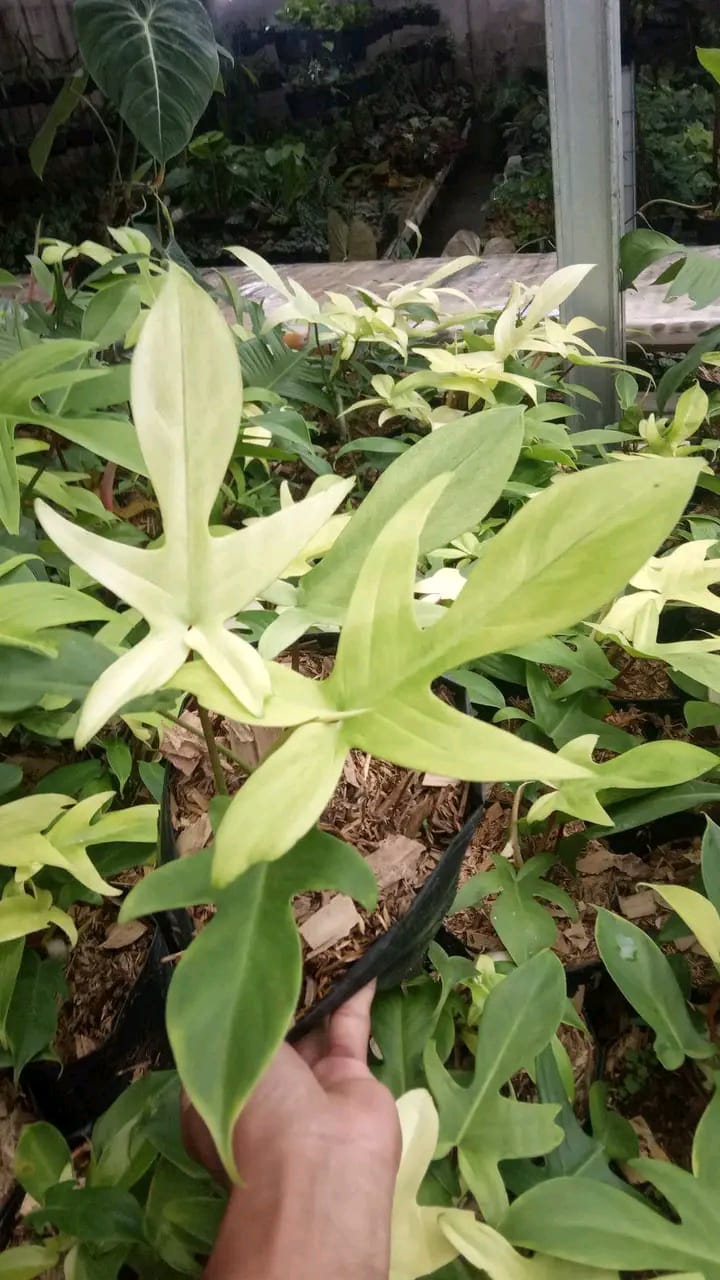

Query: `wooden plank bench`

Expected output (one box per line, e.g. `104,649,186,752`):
206,248,720,351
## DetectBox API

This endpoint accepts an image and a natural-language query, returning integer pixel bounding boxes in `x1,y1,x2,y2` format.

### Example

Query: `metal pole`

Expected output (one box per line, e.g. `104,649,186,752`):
545,0,625,426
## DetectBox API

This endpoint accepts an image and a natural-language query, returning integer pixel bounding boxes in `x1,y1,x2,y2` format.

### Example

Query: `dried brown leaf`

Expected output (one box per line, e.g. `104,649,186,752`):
300,896,361,952
101,920,148,950
366,835,425,890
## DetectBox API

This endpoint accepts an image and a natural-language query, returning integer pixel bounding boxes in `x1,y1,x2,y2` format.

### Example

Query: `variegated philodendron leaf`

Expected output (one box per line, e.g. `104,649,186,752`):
36,268,352,746
168,455,704,886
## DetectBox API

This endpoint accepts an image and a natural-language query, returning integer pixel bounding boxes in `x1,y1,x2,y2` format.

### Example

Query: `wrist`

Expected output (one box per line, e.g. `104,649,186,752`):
204,1143,395,1280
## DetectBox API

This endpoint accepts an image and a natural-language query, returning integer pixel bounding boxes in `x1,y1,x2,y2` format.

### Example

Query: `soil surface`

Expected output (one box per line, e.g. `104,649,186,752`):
55,903,151,1062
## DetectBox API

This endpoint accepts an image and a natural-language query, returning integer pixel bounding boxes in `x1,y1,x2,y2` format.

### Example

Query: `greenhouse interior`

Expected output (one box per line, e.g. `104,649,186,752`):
5,0,720,1276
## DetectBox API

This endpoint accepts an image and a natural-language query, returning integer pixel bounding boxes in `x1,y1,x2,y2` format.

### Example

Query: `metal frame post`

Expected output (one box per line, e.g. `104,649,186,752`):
545,0,625,426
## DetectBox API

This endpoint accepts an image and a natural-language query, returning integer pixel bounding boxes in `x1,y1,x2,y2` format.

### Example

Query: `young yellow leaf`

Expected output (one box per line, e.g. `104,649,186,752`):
390,1090,460,1280
647,883,720,972
36,268,352,745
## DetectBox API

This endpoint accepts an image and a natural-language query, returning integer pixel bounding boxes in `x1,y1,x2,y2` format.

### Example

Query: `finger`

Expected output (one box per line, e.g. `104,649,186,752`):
326,981,376,1062
293,1020,328,1069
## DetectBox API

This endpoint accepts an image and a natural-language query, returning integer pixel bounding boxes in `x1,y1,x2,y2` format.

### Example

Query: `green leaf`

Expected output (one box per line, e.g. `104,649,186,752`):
0,578,111,656
371,979,448,1097
121,848,214,920
75,0,219,163
28,1183,145,1245
454,854,577,965
698,47,720,85
430,458,702,669
0,885,77,949
300,406,524,614
29,70,88,179
528,736,716,827
502,1160,720,1277
0,341,144,471
335,437,409,459
91,1071,183,1190
665,253,720,310
168,828,377,1177
703,817,720,916
0,763,21,796
0,939,23,1046
506,1049,634,1197
213,721,348,883
0,1245,62,1280
0,631,114,713
444,668,505,710
424,950,566,1224
0,418,20,535
657,326,720,412
37,268,352,746
105,738,133,794
15,1123,72,1202
594,781,720,839
595,909,714,1069
620,228,681,288
6,952,67,1077
81,280,142,349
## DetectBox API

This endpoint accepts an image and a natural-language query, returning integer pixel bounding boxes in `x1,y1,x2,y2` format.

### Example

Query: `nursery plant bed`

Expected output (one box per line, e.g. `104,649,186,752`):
384,116,472,259
446,783,720,984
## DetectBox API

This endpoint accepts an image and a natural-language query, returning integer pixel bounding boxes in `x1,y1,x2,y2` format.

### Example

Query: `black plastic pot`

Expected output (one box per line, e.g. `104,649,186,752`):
696,216,720,247
606,806,709,858
21,927,175,1140
286,85,339,120
275,25,368,66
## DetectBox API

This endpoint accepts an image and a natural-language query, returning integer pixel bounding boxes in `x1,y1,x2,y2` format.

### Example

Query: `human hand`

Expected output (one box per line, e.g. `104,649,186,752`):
184,983,401,1280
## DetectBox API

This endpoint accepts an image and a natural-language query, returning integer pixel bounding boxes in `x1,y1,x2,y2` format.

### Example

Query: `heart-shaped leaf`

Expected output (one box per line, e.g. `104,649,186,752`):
75,0,219,163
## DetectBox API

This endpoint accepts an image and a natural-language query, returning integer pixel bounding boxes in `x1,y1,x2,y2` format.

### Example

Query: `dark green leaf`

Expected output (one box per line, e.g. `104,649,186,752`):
0,632,114,712
7,952,66,1078
371,979,443,1096
75,0,219,164
443,668,505,710
424,950,566,1225
138,761,166,804
620,229,681,289
28,1183,145,1245
0,939,23,1046
657,326,720,412
0,763,21,796
15,1123,72,1203
35,759,107,798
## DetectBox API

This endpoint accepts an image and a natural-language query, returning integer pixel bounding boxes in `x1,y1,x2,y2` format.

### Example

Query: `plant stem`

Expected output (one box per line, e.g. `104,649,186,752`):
162,711,255,775
198,707,229,794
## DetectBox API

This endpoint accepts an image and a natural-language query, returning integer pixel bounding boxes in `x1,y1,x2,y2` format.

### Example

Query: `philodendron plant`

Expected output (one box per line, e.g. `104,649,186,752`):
38,266,716,1176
